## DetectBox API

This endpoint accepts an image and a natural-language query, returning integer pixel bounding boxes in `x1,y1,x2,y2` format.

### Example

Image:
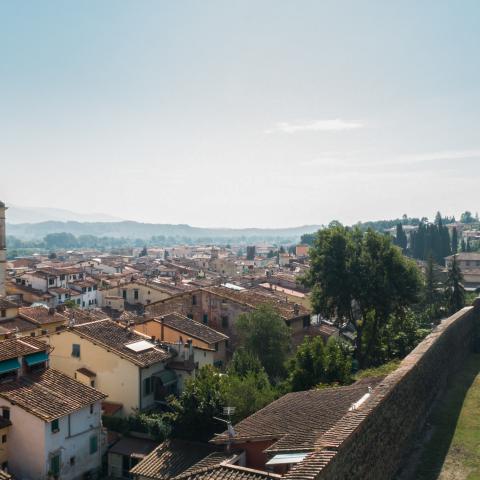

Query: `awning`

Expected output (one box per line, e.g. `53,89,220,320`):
153,370,177,386
25,352,49,366
0,359,20,374
266,453,309,466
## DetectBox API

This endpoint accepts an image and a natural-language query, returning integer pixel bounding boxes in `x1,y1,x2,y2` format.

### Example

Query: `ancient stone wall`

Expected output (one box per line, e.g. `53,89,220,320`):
288,304,479,480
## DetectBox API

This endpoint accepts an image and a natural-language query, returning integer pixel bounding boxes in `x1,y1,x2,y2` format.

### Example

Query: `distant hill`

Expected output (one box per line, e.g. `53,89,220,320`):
6,205,123,224
6,220,322,241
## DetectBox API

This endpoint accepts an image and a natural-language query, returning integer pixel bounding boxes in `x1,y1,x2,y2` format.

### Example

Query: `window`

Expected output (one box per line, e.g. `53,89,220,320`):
90,380,95,388
70,456,75,466
50,454,60,476
60,275,65,281
202,313,208,325
134,289,139,300
89,435,98,454
51,419,59,433
187,314,193,320
215,343,219,352
82,287,86,293
90,404,94,414
71,344,80,358
49,278,55,285
2,408,9,420
192,295,197,306
88,287,92,292
30,332,36,337
303,317,311,328
93,285,97,291
1,435,6,444
41,329,47,335
0,310,5,318
143,377,152,396
77,299,81,305
122,290,127,299
221,316,229,328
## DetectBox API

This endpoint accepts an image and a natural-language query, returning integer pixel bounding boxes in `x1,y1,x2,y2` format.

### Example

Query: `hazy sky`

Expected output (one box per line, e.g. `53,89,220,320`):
2,1,480,227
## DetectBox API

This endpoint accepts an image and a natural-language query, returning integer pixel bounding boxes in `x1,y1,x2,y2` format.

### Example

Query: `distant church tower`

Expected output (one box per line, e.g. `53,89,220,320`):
0,201,6,297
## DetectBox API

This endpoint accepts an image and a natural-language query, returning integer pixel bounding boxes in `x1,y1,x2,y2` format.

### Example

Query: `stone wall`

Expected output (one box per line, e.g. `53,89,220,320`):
287,303,480,480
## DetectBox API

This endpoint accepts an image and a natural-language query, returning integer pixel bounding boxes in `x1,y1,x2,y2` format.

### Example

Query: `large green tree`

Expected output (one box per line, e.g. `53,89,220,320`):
236,305,291,380
446,255,465,314
303,226,421,367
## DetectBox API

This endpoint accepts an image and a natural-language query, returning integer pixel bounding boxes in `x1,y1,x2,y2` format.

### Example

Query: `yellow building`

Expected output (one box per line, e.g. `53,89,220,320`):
135,312,228,367
46,319,177,416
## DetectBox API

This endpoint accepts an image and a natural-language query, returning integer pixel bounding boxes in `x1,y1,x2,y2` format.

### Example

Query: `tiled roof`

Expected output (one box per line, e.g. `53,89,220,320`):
0,317,37,334
72,319,171,367
0,470,11,480
0,368,106,421
212,378,383,453
109,436,158,457
204,286,310,319
159,313,228,345
175,463,282,480
130,439,218,479
0,337,48,362
64,307,109,325
19,306,67,326
0,299,17,310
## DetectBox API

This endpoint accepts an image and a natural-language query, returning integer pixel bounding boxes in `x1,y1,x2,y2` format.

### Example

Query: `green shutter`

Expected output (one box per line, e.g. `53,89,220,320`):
50,454,60,475
89,435,98,454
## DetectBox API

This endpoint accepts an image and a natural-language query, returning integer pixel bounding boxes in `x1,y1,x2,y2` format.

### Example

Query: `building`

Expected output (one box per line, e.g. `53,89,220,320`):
0,202,6,298
134,312,229,367
295,245,309,258
0,337,106,479
46,319,177,416
145,285,311,351
0,302,67,339
445,252,480,290
210,377,383,474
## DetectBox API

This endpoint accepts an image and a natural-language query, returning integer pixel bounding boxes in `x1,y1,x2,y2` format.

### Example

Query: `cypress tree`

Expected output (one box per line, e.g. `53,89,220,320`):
452,227,458,254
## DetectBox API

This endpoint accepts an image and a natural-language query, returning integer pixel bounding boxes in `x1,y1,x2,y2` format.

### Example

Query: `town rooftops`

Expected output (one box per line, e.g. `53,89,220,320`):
19,305,67,326
130,440,225,480
204,286,310,319
445,252,480,261
71,319,171,367
175,461,282,480
212,377,383,454
0,368,106,421
158,313,229,345
0,337,48,362
0,298,17,310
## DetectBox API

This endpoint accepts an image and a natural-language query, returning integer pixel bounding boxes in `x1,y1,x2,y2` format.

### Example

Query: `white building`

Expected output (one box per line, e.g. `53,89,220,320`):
0,337,107,480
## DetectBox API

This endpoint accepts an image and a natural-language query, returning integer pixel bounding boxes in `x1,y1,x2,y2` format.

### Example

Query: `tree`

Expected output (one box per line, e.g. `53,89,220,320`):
303,225,421,368
424,255,435,307
228,349,264,377
324,337,353,384
446,256,465,314
222,370,276,422
394,224,407,252
451,227,458,254
236,305,291,380
460,211,475,224
286,336,327,391
139,246,148,257
167,366,226,441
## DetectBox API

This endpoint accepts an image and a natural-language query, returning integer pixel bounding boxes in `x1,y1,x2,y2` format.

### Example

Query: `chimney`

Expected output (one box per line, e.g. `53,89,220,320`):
48,307,56,316
160,316,165,342
293,303,300,316
0,201,7,298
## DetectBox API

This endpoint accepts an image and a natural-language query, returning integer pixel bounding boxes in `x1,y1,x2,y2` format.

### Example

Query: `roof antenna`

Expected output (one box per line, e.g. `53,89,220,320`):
214,406,236,453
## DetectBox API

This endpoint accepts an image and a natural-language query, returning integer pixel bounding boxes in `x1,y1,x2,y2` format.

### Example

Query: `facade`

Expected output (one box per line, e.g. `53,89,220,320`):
146,285,311,351
134,312,228,366
0,337,106,480
46,319,175,416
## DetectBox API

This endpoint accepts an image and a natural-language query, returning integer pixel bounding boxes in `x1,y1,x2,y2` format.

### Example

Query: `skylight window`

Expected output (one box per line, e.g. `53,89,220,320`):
125,340,154,353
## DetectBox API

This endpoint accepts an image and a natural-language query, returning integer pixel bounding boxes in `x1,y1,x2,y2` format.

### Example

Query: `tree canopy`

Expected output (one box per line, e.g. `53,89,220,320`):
303,225,421,367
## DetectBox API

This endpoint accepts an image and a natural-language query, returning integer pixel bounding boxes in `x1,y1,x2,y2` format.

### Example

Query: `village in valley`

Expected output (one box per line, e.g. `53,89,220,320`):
1,200,480,480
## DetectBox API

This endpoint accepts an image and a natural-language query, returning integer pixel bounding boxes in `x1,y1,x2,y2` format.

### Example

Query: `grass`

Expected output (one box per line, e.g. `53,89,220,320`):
412,353,480,480
354,359,401,380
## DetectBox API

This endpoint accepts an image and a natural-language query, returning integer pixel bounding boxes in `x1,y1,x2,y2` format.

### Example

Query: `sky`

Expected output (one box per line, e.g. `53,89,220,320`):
1,0,480,228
